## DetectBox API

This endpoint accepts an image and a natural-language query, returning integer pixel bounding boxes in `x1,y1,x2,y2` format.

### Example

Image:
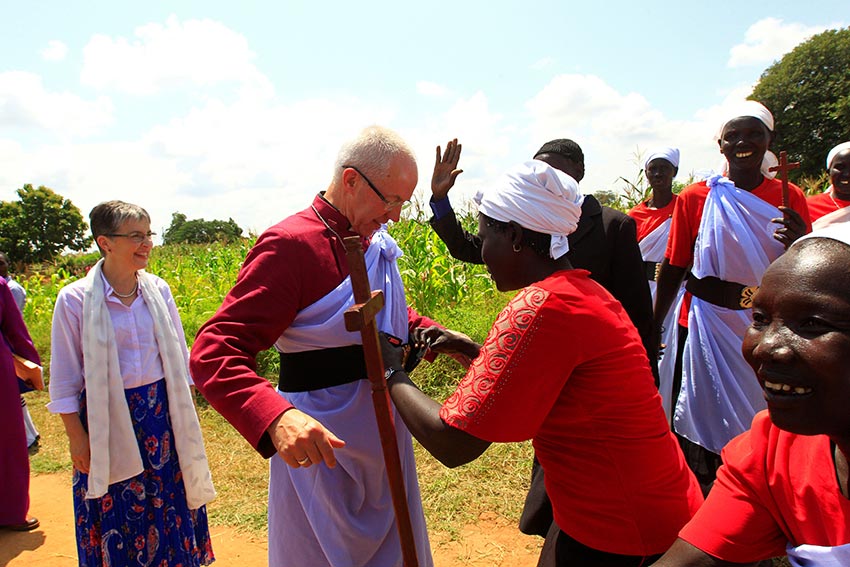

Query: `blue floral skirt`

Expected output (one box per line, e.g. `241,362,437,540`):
74,379,215,567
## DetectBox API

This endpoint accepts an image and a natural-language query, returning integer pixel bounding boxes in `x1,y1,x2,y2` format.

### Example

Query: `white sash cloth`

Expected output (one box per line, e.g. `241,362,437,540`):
787,542,850,566
639,219,684,422
674,176,783,453
82,260,215,508
270,229,433,567
812,202,850,230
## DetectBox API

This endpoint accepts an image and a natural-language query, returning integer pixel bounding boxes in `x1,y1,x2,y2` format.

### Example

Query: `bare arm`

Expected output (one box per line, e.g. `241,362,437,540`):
381,331,490,467
386,370,490,468
428,138,486,264
654,260,688,337
60,412,91,474
650,539,757,567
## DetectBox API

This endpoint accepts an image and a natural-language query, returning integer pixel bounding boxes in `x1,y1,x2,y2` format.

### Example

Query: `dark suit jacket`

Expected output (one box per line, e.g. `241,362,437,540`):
429,195,657,362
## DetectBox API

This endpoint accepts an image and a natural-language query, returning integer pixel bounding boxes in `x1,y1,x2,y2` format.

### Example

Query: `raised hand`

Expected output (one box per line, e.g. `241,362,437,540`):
432,138,464,201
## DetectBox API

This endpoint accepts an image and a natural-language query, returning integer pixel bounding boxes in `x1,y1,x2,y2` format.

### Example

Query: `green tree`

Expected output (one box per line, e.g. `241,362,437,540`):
0,184,90,265
163,212,244,244
750,27,850,181
593,189,622,209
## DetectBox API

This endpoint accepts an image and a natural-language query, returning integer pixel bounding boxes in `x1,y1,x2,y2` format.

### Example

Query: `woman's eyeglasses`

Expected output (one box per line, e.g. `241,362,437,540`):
105,231,156,244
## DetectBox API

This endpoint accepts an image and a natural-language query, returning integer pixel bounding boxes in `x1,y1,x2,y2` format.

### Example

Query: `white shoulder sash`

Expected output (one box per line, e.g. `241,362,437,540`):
638,217,672,264
275,228,409,353
813,206,850,230
787,541,850,566
675,176,781,453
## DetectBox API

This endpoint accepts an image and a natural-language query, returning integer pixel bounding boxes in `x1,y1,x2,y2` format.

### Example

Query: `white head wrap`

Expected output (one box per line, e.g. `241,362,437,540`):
796,223,850,248
826,141,850,170
716,100,778,179
644,147,681,171
474,160,584,260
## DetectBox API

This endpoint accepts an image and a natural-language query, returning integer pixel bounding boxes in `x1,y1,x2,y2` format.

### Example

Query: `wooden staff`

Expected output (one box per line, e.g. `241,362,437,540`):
342,235,419,567
768,150,800,208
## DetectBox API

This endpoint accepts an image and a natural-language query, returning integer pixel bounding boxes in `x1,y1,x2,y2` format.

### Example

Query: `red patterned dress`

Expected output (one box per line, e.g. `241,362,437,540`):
440,269,703,557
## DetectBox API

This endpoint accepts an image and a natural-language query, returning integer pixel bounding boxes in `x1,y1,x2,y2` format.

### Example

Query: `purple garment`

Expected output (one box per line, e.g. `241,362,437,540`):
0,278,40,525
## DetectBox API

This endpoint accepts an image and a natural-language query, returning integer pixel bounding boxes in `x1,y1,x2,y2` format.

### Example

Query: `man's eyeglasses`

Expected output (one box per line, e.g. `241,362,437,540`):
105,231,156,244
342,165,409,211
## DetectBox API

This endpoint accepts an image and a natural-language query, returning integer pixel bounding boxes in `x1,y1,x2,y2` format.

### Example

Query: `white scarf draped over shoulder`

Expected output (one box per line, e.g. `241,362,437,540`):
82,259,215,509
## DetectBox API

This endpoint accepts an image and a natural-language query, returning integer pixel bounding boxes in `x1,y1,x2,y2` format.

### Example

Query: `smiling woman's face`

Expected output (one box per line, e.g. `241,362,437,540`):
743,241,850,439
718,116,772,173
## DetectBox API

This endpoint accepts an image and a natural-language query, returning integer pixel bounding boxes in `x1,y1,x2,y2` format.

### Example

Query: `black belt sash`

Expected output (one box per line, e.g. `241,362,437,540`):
278,345,367,392
685,274,758,310
644,261,659,281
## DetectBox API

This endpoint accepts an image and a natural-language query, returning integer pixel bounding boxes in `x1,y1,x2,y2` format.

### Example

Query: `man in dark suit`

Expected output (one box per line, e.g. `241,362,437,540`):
426,138,657,565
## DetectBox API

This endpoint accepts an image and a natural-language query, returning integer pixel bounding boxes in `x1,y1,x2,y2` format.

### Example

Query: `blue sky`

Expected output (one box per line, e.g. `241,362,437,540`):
1,1,846,237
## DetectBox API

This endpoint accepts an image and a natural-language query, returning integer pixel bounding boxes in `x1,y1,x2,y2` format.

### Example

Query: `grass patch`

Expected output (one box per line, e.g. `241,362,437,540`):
27,386,533,538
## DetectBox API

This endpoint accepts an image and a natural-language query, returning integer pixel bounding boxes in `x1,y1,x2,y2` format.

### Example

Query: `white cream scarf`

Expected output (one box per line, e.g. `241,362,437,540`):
82,259,215,509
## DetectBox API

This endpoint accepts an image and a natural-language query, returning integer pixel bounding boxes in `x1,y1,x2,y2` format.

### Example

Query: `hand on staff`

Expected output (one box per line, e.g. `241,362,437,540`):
411,326,480,369
432,139,464,201
772,206,807,249
268,409,346,469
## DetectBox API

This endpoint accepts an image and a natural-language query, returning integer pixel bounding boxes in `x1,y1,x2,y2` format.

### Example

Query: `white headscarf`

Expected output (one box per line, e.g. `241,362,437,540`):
716,100,778,179
474,160,584,259
826,141,850,170
644,147,680,171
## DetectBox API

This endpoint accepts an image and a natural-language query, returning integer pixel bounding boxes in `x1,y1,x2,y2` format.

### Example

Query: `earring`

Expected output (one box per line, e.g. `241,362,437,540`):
512,244,522,253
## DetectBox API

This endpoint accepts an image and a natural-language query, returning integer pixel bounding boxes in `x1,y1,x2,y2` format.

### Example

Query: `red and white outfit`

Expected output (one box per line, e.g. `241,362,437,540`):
665,175,811,453
440,269,703,557
808,190,850,229
629,197,681,421
679,411,850,565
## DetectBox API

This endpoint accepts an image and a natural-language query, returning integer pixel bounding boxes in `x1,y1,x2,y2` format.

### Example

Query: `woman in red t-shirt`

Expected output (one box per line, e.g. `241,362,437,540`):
807,141,850,225
651,224,850,566
381,160,703,567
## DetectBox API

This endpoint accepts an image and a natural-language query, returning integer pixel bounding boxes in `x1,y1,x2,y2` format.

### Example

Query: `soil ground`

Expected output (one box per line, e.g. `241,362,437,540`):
0,473,542,567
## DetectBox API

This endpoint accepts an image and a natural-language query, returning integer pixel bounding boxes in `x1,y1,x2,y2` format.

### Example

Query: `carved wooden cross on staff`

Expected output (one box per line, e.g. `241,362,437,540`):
769,150,801,208
342,235,420,567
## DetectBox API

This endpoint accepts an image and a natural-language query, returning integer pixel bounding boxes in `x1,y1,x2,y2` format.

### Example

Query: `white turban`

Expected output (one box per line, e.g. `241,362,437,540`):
474,160,584,260
644,147,680,171
826,141,850,169
716,100,777,179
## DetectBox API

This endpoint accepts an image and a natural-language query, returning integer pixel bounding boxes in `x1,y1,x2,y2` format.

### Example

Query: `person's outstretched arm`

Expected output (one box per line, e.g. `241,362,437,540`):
381,328,490,468
428,138,486,264
650,539,756,567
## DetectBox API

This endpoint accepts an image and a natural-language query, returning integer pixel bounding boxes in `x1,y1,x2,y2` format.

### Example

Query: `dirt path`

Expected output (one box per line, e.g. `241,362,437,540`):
1,474,541,567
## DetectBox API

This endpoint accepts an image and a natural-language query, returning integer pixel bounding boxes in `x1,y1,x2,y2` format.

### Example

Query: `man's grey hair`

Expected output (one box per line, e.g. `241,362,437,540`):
333,126,416,183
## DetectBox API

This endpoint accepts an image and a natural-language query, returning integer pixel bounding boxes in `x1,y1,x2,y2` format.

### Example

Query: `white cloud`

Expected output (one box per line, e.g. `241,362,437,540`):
0,71,113,137
81,15,272,97
40,40,68,62
531,57,555,71
416,81,449,97
524,74,756,193
727,18,839,68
